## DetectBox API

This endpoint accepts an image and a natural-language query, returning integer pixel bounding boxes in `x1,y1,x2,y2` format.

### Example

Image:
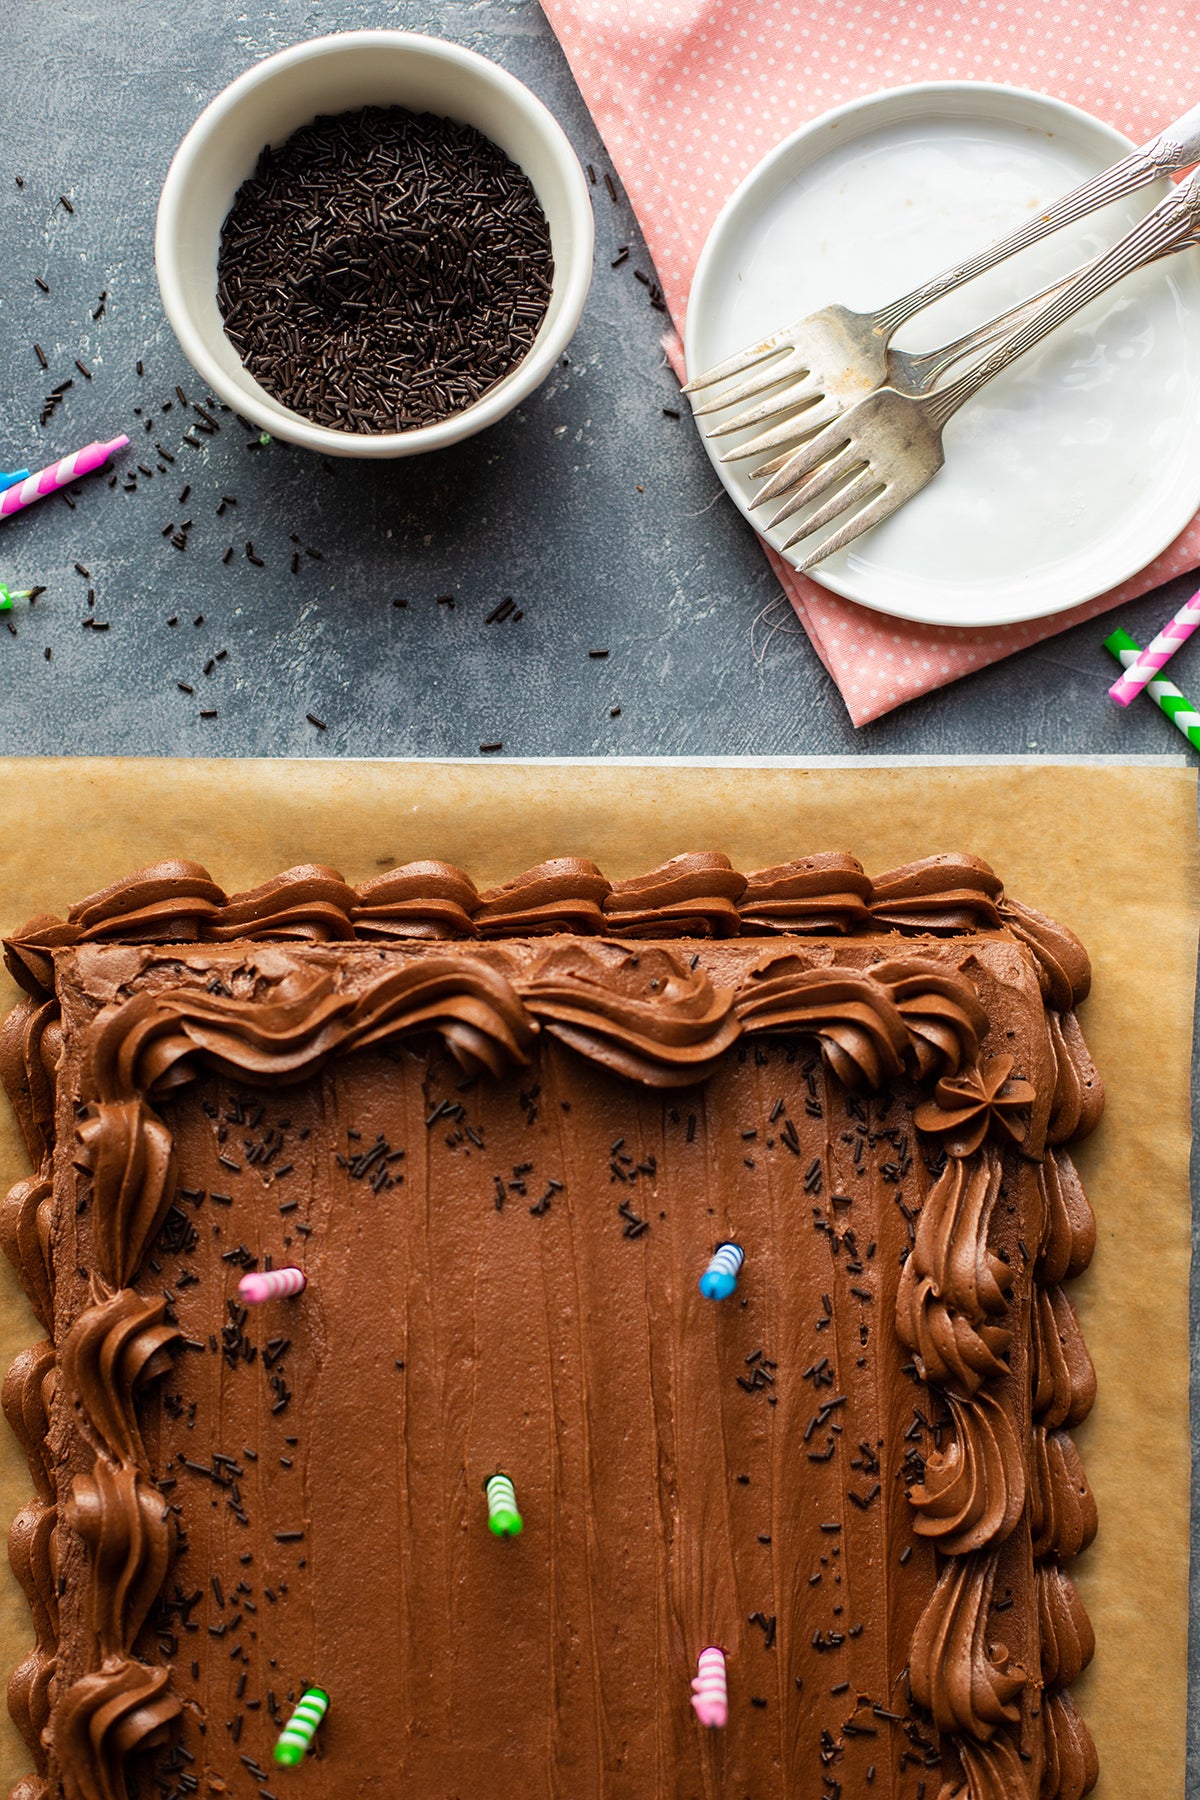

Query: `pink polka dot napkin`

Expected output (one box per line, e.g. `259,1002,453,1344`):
537,0,1200,725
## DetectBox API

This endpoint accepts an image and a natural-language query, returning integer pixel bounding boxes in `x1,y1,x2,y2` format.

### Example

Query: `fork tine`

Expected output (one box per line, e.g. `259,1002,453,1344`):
702,375,827,438
749,423,852,514
774,467,883,547
724,398,843,466
690,359,805,420
764,443,865,526
681,334,794,394
786,485,903,566
753,424,854,508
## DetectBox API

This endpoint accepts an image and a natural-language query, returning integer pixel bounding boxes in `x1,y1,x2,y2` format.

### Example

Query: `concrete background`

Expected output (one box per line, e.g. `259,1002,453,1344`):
0,0,1196,1790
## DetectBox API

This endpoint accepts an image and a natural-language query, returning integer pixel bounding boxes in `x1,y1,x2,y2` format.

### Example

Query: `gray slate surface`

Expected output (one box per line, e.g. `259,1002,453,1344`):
1,0,1197,1790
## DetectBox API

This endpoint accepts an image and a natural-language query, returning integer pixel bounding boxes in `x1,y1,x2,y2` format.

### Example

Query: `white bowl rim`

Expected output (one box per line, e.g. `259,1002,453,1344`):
155,28,595,457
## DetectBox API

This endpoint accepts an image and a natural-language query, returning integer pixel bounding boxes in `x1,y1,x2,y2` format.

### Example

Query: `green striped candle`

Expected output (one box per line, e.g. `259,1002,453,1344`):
274,1686,329,1765
1103,628,1200,753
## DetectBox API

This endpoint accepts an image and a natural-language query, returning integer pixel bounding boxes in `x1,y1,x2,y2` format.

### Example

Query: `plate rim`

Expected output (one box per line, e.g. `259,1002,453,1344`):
685,80,1200,629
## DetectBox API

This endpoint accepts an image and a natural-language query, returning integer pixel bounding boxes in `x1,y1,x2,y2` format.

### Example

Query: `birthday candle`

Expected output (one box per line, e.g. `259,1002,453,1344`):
0,586,35,611
485,1472,523,1537
699,1242,743,1301
274,1686,329,1765
1108,586,1200,704
690,1647,728,1728
0,436,128,523
239,1267,307,1304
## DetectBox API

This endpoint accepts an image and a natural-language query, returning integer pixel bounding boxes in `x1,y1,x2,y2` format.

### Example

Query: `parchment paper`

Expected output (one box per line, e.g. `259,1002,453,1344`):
0,756,1192,1796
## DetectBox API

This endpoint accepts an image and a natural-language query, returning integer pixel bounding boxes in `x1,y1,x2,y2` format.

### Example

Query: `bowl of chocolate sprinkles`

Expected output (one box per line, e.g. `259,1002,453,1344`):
156,31,594,456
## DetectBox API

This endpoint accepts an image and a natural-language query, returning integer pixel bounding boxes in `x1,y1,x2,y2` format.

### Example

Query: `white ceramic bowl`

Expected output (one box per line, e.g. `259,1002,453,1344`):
155,31,594,458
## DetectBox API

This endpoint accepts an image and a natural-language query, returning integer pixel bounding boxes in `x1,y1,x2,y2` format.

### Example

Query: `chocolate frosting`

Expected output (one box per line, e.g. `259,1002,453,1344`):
908,1549,1025,1739
896,1153,1014,1394
1041,1686,1100,1799
0,853,1104,1800
1037,1565,1096,1689
603,852,745,937
4,848,1101,1003
352,860,480,940
907,1390,1025,1554
474,857,610,936
1031,1286,1096,1431
1029,1426,1099,1563
737,853,873,935
913,1055,1036,1159
868,854,1005,933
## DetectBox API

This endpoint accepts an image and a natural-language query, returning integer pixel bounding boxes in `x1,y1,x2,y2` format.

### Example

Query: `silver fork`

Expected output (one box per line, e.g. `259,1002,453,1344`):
752,168,1200,572
684,101,1200,453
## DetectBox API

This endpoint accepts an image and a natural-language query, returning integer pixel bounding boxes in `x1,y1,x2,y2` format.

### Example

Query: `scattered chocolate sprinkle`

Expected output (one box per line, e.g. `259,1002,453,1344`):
34,276,48,294
74,358,92,380
480,741,502,754
59,194,74,213
33,343,48,369
306,712,327,730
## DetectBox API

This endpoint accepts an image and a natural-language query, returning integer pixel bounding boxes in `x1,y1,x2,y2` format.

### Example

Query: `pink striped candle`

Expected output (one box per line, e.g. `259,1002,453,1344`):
0,436,129,522
690,1646,728,1728
239,1267,307,1304
1108,585,1200,704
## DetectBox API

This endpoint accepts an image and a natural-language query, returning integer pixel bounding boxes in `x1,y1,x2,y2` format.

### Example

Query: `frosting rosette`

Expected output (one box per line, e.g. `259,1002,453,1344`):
914,1054,1035,1157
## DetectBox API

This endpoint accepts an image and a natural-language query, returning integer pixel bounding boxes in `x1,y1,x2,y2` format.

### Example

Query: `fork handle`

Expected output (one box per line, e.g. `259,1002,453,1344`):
925,169,1200,424
874,98,1200,335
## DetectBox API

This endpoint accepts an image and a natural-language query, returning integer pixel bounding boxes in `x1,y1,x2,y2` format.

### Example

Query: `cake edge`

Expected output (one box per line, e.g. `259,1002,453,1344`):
0,853,1104,1800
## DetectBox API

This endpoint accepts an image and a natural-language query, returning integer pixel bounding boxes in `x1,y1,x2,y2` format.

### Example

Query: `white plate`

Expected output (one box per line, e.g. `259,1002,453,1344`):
686,83,1200,628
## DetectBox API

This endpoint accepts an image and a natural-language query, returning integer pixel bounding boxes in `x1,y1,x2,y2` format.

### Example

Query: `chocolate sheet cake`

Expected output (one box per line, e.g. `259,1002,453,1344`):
0,851,1102,1800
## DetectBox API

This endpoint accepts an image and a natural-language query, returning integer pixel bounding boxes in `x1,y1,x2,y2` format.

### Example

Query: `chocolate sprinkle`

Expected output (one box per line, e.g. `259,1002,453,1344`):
216,106,554,434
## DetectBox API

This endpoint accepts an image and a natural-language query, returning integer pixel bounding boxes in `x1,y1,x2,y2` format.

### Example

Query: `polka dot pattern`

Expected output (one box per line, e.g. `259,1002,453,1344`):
541,0,1200,724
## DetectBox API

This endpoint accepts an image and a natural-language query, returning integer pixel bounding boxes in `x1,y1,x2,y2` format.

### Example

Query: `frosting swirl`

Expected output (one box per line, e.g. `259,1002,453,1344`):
998,896,1092,1010
1046,1009,1104,1145
868,854,1004,933
2,1343,57,1502
52,1658,180,1800
353,860,479,940
60,1291,179,1467
1037,1564,1095,1689
734,958,908,1088
70,861,225,944
737,854,872,935
602,853,745,937
1036,1151,1096,1285
0,997,60,1168
206,865,358,942
65,1464,173,1658
909,1549,1025,1740
1041,1686,1099,1799
474,858,610,936
907,1390,1025,1554
896,1153,1013,1395
1031,1286,1096,1431
0,1176,55,1335
937,1735,1031,1800
873,960,987,1082
1029,1425,1098,1563
520,942,740,1086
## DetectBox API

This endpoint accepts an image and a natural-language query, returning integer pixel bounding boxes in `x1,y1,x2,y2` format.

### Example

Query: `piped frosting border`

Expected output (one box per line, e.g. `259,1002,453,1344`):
0,852,1103,1800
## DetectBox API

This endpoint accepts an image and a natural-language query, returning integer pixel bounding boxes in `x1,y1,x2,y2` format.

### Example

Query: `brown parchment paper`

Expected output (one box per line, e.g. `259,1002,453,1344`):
0,756,1192,1797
